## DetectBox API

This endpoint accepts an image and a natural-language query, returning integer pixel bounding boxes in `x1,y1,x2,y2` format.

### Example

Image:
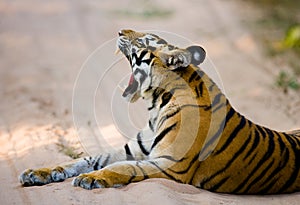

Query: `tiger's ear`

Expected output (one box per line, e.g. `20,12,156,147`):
186,45,206,66
156,49,191,70
156,45,206,70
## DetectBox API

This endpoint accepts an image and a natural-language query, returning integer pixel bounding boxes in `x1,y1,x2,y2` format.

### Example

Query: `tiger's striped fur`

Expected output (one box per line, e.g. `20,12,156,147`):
19,29,300,194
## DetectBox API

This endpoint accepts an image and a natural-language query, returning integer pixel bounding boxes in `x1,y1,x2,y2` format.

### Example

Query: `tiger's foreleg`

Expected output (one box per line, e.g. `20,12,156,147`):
19,149,127,186
72,159,182,189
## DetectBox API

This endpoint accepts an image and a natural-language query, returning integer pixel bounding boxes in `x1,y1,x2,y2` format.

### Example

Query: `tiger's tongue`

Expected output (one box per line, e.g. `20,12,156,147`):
122,74,138,97
128,74,134,85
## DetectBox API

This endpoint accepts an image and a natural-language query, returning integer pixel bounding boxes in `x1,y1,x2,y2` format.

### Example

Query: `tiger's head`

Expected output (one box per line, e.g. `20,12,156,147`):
117,29,206,102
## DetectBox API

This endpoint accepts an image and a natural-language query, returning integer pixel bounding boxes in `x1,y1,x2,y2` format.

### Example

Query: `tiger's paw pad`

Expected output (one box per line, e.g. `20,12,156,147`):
72,174,108,190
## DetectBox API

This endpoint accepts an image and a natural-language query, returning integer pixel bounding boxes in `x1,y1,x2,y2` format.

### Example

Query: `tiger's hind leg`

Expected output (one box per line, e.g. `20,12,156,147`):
19,151,126,186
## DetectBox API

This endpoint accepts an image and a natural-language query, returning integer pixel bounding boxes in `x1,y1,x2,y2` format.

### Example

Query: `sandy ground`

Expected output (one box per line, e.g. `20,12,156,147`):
0,0,300,204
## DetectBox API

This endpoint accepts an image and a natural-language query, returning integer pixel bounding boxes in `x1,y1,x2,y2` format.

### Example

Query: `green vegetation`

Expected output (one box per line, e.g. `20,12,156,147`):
244,0,300,93
283,25,300,49
112,0,173,19
276,71,300,93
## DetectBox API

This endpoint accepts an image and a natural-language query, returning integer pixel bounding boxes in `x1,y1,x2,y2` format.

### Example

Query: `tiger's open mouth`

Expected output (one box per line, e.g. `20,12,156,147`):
122,74,138,98
117,35,140,102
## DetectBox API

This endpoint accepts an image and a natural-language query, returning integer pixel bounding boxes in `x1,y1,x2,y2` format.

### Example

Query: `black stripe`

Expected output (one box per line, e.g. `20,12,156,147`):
157,107,180,130
160,92,173,109
214,116,247,155
144,86,153,95
225,106,236,122
141,57,153,65
189,70,200,83
93,159,100,170
84,156,92,166
257,177,279,194
157,155,186,162
246,151,258,169
133,50,148,66
209,177,230,192
133,50,154,66
258,143,290,193
148,161,182,183
194,81,204,98
133,68,147,85
232,127,275,193
148,86,181,108
256,125,267,139
157,39,167,44
194,86,200,98
124,144,134,160
131,52,141,66
127,164,138,184
179,104,211,110
168,152,199,174
198,81,204,97
147,46,156,51
286,132,300,147
200,107,236,158
102,155,110,167
243,159,275,193
278,135,300,193
201,132,252,186
248,120,253,127
147,106,155,111
137,133,150,155
136,162,149,180
212,103,225,113
148,120,154,131
143,64,153,94
211,93,222,108
168,45,175,50
276,132,287,155
145,38,149,45
147,101,155,111
279,146,290,169
150,88,164,110
244,129,275,191
243,129,260,161
285,133,298,147
151,123,177,150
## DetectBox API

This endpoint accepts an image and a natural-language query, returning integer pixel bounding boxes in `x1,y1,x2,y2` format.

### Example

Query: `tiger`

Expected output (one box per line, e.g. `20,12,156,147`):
19,29,300,194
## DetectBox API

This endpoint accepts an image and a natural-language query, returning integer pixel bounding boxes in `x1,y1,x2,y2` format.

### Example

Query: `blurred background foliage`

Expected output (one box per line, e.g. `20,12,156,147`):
112,0,173,19
245,0,300,93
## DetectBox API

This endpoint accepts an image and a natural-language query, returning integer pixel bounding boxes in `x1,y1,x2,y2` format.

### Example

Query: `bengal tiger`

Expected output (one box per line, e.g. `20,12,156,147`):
19,29,300,194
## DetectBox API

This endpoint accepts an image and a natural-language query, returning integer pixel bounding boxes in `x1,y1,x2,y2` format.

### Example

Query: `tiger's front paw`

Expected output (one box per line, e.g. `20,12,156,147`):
72,173,107,190
72,170,126,190
19,166,67,186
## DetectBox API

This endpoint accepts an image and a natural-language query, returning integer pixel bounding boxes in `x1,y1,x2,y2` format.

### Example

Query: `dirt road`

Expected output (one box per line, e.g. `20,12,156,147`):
0,0,299,204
